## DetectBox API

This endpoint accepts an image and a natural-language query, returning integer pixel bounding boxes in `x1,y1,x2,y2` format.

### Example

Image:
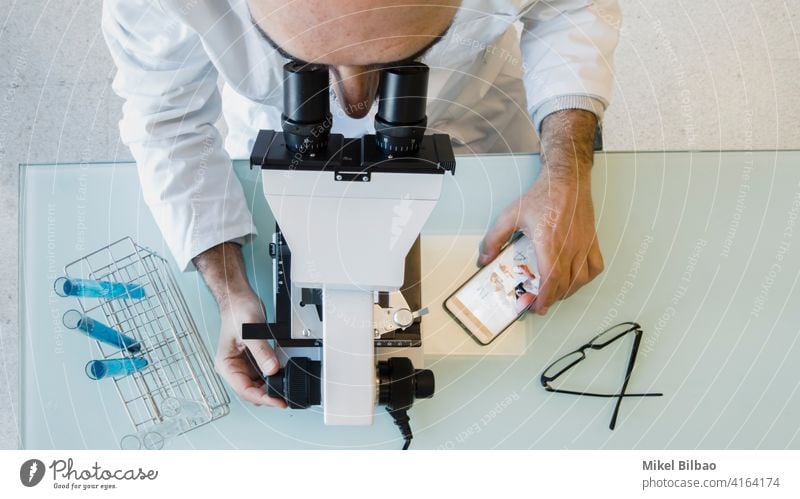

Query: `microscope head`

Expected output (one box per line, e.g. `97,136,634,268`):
251,60,455,290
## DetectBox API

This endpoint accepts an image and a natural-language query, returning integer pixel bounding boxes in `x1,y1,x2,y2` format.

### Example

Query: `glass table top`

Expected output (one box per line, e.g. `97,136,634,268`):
19,151,800,449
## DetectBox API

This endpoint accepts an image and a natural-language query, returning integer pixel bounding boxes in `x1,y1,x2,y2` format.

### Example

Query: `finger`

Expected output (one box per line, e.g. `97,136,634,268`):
565,257,590,298
244,339,280,376
478,206,519,266
515,292,535,314
216,358,288,408
249,383,288,409
587,240,605,278
528,226,558,314
236,375,288,408
242,342,287,408
552,273,571,306
533,259,560,315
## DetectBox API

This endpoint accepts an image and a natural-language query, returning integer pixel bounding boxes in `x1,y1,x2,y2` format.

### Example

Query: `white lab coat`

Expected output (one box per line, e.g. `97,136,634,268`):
102,0,621,271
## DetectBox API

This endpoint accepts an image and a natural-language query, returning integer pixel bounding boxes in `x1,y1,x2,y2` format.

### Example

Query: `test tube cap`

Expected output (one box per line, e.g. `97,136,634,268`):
120,434,142,450
62,309,83,330
85,360,108,380
54,277,69,298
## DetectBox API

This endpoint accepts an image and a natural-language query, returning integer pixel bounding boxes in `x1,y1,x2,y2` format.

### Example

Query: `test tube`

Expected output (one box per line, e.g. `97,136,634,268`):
54,277,146,300
120,420,179,450
119,399,212,450
62,310,141,353
159,397,210,422
85,357,149,380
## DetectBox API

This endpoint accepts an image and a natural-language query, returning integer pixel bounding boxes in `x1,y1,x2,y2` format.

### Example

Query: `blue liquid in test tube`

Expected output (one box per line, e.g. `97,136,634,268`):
54,277,145,299
85,357,149,380
62,310,141,353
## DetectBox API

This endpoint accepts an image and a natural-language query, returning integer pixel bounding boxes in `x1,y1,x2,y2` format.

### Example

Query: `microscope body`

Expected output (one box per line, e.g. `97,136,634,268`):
244,61,455,426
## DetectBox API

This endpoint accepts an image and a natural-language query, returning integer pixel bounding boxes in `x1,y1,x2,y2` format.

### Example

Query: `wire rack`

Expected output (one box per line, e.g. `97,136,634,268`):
63,237,229,447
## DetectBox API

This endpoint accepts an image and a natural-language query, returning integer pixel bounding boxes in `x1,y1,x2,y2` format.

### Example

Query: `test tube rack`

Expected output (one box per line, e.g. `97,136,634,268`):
62,237,229,447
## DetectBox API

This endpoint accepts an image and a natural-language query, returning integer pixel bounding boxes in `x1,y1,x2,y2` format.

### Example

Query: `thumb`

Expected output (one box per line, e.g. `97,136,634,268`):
244,339,280,376
479,207,518,266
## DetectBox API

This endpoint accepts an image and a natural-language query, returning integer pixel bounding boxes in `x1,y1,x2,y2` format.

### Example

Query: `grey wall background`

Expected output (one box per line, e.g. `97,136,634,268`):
1,0,798,449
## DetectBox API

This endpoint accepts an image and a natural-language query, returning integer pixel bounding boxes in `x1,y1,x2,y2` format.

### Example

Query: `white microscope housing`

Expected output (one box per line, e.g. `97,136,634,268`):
246,61,455,428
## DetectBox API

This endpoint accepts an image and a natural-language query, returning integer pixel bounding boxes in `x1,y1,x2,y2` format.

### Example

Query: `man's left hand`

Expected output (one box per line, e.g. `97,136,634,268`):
479,109,604,315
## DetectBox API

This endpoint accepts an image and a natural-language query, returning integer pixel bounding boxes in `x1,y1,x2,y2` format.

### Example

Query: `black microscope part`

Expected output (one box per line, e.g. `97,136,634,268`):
267,356,434,411
267,357,322,409
377,62,429,124
250,60,455,176
375,62,429,154
299,287,323,322
377,357,434,450
265,356,434,449
281,61,332,153
377,357,435,410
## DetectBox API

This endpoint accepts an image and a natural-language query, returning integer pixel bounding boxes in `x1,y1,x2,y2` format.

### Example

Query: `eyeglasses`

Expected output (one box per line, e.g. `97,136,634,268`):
540,321,663,430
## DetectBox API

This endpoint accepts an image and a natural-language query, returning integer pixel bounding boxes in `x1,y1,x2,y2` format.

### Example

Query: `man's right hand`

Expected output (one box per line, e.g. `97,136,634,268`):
216,289,287,407
194,243,287,408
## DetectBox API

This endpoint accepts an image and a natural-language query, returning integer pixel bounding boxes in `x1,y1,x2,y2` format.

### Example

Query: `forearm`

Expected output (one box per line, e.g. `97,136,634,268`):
193,242,254,311
538,109,598,183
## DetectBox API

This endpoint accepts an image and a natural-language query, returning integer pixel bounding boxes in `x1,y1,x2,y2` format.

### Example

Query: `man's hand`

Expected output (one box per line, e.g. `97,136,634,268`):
194,243,287,408
479,109,604,315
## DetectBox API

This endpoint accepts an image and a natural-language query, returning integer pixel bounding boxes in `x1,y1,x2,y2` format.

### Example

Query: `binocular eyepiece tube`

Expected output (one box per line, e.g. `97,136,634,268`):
281,61,333,153
375,62,429,154
281,60,430,155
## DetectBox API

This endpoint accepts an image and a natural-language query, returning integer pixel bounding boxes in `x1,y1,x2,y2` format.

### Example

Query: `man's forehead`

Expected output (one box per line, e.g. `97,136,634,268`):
247,0,458,66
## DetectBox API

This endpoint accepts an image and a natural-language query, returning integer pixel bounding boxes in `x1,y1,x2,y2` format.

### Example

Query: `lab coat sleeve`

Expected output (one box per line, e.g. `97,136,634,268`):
102,0,256,272
520,0,622,133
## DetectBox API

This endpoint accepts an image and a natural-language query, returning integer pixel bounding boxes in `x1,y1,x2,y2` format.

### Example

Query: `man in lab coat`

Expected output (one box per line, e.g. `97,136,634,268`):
103,0,619,407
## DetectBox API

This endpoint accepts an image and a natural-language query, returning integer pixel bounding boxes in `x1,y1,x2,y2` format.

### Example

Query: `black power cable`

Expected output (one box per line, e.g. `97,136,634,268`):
387,407,413,450
379,358,434,450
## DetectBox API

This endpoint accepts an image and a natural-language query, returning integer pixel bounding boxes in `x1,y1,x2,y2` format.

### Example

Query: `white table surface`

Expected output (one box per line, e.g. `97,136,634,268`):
19,151,800,449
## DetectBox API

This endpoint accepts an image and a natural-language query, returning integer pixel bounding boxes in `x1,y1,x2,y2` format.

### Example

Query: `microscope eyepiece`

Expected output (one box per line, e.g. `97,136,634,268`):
281,61,332,153
375,62,429,155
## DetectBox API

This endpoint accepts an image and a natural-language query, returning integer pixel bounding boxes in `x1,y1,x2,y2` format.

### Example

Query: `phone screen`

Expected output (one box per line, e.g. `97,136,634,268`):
445,234,540,344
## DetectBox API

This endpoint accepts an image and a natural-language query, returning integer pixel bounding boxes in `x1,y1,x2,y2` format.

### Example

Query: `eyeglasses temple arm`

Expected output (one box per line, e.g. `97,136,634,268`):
609,332,644,430
544,387,662,397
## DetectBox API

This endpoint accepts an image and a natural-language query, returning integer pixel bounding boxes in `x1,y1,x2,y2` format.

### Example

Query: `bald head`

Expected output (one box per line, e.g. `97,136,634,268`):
248,0,459,117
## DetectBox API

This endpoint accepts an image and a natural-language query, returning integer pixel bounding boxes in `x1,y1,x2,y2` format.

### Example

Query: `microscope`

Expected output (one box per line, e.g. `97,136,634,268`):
244,61,455,448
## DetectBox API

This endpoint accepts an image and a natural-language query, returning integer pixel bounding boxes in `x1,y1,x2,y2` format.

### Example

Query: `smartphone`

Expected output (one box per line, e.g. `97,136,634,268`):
444,233,540,345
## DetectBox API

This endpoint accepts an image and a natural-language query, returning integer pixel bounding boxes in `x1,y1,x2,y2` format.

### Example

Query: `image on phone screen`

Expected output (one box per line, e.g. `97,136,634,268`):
444,234,540,345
